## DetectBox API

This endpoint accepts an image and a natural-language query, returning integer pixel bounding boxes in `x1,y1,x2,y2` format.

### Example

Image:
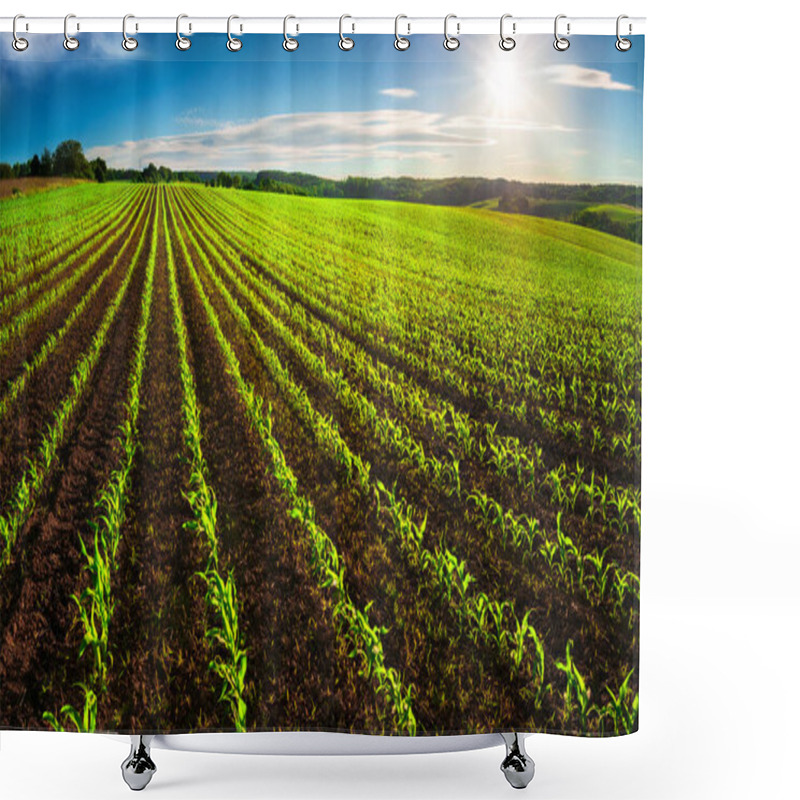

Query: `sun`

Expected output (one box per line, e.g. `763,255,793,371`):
470,46,549,123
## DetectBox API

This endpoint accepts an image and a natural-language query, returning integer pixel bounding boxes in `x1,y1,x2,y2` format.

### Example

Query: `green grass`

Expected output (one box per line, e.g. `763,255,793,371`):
469,197,501,210
583,204,643,223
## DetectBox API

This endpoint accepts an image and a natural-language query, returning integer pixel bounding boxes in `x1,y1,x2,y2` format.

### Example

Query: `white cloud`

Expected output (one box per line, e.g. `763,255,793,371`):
380,88,418,99
546,65,634,92
443,115,576,134
86,108,569,171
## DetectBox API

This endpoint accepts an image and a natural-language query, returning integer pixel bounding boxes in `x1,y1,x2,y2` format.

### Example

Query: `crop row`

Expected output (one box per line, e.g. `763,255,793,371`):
174,189,638,620
0,183,138,292
43,188,159,733
164,192,249,732
0,195,148,570
198,188,640,439
167,196,416,733
171,189,553,688
183,188,640,470
0,185,141,322
0,188,146,359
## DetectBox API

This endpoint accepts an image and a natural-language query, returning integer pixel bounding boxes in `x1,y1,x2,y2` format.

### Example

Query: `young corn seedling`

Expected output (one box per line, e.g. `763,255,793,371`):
584,548,612,602
72,526,114,691
590,425,606,455
202,570,248,732
570,375,583,415
509,609,547,692
601,669,638,734
450,409,474,455
556,640,592,730
43,685,98,733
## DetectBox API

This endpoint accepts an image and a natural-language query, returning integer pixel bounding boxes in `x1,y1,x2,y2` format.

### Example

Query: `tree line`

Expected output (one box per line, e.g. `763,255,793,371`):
253,171,643,209
1,140,108,182
1,141,310,196
0,140,207,185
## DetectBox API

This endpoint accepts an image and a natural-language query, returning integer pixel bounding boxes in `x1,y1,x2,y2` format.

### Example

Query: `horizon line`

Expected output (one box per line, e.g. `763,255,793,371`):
97,168,644,188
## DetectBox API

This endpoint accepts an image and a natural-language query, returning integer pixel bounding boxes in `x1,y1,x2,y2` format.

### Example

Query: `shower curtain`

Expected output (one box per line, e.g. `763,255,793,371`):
0,29,643,738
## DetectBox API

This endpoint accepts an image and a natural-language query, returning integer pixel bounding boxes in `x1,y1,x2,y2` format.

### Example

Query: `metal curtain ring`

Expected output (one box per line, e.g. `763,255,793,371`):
339,14,354,50
443,14,459,51
176,14,191,50
227,15,242,51
553,14,570,51
122,14,138,51
394,14,410,50
63,13,79,50
12,14,29,51
616,14,632,51
283,15,299,51
499,14,515,51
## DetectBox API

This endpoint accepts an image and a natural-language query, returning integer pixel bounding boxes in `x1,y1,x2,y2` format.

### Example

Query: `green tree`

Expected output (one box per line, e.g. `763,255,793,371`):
40,147,53,177
142,162,159,183
53,140,91,178
90,157,108,183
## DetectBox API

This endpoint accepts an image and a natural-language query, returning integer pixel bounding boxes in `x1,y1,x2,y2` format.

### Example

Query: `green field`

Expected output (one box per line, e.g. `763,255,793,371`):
472,196,641,220
0,183,641,736
584,203,643,223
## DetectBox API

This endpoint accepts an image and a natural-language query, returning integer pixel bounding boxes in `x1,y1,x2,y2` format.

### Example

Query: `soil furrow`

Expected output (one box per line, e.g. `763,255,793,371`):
0,191,151,503
103,193,211,733
169,191,386,732
0,199,150,728
171,188,517,732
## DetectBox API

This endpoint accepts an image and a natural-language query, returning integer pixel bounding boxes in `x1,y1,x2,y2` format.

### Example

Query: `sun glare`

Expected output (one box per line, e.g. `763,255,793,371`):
473,49,548,122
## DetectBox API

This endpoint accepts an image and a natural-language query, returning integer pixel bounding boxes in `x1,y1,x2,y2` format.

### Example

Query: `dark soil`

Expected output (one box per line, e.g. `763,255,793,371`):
0,190,149,501
103,199,214,733
0,194,151,728
171,195,386,732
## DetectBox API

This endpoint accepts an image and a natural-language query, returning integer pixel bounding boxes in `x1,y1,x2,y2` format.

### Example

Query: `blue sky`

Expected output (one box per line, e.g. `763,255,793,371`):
1,33,643,183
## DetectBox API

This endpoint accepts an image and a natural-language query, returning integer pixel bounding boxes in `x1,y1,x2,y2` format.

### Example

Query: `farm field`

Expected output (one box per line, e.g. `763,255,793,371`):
0,182,641,737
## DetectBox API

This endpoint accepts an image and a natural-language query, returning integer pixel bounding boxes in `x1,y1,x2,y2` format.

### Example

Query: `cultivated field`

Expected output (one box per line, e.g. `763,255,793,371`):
0,183,641,736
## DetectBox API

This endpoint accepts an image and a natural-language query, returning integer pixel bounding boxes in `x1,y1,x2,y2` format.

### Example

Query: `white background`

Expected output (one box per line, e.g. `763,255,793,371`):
2,1,799,798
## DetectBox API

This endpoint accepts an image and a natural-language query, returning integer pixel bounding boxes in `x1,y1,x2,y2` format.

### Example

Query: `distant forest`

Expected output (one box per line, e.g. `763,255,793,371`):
2,140,642,242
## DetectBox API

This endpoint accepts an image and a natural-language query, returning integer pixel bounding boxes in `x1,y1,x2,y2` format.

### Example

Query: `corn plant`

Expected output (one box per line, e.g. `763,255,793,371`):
165,199,249,732
44,188,159,731
1,199,148,571
43,685,98,733
556,640,592,730
169,195,415,734
600,669,638,734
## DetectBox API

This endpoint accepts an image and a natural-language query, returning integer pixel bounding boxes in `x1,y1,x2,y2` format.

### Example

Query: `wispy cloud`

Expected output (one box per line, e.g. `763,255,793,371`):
444,115,576,134
546,65,634,91
380,88,418,99
86,108,569,172
174,108,230,131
